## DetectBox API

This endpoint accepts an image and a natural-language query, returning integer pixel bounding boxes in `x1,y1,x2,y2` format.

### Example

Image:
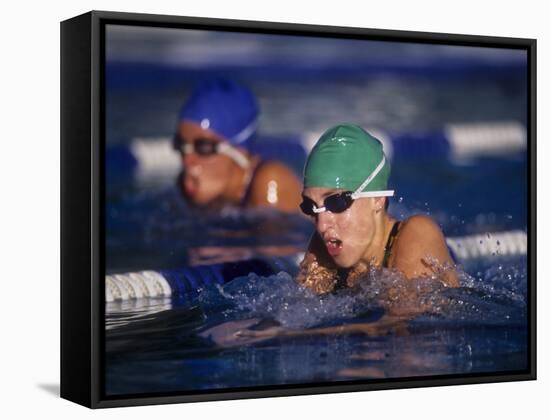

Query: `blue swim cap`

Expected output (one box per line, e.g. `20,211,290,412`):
178,79,259,146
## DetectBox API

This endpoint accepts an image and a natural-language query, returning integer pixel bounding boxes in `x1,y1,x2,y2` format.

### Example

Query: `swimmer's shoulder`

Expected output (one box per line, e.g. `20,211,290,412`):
395,214,446,245
248,160,302,211
389,214,457,285
253,160,300,183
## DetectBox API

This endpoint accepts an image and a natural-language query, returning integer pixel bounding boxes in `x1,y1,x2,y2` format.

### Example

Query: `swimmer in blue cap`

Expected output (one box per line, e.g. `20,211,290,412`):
174,79,301,212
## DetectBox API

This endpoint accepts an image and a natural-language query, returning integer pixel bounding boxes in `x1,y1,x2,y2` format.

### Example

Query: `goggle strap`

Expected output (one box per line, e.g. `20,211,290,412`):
353,155,387,195
351,190,395,199
218,143,250,168
179,142,249,169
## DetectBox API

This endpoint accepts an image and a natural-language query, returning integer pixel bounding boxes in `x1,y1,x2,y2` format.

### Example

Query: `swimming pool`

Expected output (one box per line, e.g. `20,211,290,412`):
104,67,528,396
104,153,528,395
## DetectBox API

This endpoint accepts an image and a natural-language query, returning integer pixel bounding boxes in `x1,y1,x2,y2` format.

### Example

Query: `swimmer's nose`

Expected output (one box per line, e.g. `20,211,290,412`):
315,211,333,235
182,154,204,178
182,152,200,168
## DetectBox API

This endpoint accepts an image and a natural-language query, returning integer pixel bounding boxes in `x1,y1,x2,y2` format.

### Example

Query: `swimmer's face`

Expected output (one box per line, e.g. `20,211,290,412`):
177,120,237,206
302,187,383,268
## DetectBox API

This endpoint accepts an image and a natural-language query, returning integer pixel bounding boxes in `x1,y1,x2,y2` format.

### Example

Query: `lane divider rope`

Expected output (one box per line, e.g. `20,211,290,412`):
105,230,527,302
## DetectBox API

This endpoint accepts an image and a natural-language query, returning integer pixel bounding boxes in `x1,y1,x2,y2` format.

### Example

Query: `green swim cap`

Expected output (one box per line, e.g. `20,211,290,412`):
304,123,392,196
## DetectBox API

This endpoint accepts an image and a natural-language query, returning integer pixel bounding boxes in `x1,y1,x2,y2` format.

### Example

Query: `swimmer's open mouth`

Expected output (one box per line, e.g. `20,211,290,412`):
325,238,343,257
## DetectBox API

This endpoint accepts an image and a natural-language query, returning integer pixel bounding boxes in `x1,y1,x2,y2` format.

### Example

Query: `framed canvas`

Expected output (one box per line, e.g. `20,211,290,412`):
60,10,536,408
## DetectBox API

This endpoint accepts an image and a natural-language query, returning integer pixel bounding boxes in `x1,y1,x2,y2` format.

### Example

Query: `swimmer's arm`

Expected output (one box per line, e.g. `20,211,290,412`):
250,315,410,339
390,215,459,287
248,161,302,213
202,315,411,347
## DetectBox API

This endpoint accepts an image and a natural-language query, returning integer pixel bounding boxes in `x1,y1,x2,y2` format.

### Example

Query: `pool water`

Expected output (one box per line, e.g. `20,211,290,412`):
104,61,529,396
105,255,527,395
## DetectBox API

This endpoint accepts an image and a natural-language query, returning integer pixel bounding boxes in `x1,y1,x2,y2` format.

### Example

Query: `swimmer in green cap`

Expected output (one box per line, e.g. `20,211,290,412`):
199,123,459,348
297,123,458,293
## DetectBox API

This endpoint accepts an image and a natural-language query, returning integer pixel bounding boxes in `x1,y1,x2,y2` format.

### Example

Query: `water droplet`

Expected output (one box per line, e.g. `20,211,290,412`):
398,196,403,203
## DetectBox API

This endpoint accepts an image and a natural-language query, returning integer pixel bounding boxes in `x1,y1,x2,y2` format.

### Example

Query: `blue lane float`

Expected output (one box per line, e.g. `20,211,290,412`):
106,257,299,303
106,55,527,90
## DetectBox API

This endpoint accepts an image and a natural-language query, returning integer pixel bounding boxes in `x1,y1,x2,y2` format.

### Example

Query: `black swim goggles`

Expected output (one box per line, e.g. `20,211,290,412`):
173,135,221,156
172,135,250,168
300,191,356,216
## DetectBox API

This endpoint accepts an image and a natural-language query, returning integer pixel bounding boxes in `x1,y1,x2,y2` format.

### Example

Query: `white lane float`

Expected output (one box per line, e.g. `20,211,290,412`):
106,230,528,302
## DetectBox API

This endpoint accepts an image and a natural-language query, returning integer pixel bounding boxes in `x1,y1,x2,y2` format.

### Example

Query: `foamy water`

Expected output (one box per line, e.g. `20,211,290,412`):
195,257,526,331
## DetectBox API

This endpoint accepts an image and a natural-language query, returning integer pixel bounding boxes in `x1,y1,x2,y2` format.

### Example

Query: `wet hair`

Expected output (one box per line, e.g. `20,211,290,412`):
384,197,390,211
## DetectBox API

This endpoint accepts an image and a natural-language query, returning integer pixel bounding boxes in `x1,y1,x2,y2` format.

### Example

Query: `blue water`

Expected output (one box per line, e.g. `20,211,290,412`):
104,39,529,396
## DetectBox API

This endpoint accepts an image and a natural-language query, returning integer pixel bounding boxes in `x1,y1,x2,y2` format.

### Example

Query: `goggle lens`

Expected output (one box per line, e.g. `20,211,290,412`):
194,139,218,155
173,135,219,156
300,192,354,216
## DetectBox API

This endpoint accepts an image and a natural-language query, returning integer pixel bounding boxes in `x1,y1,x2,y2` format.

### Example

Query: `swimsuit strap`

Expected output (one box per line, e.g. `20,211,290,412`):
382,221,401,268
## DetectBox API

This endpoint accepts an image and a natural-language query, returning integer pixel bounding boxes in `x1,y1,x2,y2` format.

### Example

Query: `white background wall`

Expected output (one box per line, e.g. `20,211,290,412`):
1,0,546,417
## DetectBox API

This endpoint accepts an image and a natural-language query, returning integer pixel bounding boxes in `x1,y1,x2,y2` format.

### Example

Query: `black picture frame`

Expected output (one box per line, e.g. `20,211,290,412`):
60,10,536,409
